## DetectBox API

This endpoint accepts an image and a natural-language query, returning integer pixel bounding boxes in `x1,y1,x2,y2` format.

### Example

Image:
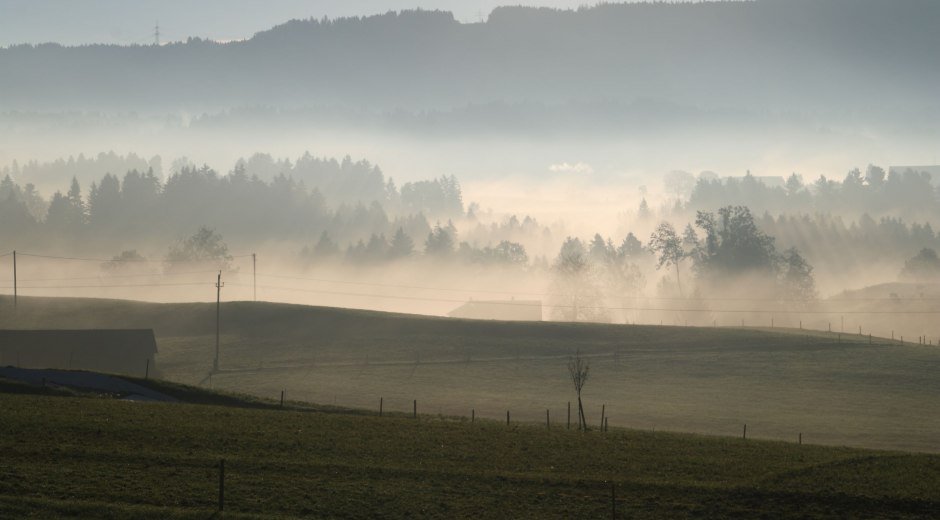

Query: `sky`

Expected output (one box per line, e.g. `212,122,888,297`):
0,0,630,46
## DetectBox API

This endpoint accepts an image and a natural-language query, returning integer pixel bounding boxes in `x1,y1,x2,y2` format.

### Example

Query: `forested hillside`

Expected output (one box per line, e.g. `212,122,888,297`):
2,1,937,113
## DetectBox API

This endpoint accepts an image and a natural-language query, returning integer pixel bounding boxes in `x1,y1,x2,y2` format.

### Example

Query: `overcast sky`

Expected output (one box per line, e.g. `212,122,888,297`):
0,0,632,46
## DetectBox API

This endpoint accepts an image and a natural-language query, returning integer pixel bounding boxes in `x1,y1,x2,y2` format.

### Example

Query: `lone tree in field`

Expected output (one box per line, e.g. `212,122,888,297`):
165,226,233,272
567,350,590,431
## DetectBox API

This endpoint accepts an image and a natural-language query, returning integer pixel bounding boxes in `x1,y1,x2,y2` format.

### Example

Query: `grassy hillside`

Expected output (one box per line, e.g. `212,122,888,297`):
2,295,940,452
2,391,940,519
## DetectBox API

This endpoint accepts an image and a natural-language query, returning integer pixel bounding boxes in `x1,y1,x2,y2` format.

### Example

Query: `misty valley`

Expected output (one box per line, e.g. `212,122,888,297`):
1,1,940,518
3,154,939,337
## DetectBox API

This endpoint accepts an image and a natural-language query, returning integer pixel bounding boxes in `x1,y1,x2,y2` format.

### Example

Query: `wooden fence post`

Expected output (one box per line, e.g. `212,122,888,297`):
413,400,417,419
506,410,510,426
471,409,475,423
567,401,571,430
218,459,225,511
611,482,616,519
379,397,383,417
799,432,802,445
546,409,550,430
600,404,606,431
280,390,285,408
743,424,747,440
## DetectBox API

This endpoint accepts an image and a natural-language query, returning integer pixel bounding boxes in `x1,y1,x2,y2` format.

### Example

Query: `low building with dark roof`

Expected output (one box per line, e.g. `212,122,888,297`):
0,329,157,377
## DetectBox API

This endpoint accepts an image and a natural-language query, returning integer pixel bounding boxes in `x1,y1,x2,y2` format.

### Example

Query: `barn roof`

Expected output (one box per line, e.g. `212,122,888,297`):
0,329,158,354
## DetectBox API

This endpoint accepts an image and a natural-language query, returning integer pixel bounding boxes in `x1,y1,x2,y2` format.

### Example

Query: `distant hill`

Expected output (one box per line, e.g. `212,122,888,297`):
1,1,937,114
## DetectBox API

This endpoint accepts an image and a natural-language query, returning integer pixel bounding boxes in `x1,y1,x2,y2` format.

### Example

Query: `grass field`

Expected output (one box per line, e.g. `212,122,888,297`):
2,390,940,519
3,295,940,452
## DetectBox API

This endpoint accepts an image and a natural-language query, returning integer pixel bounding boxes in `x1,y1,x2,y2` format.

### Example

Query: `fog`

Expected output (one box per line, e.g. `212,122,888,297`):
2,0,940,343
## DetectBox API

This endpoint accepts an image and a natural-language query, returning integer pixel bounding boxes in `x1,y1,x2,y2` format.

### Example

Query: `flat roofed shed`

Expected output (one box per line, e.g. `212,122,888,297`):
0,329,157,377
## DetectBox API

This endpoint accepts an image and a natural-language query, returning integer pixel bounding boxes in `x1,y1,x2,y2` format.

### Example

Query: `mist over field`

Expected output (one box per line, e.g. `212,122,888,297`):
1,0,939,334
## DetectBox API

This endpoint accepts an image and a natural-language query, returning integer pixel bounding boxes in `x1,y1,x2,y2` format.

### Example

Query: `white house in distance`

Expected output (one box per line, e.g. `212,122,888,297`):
447,299,543,321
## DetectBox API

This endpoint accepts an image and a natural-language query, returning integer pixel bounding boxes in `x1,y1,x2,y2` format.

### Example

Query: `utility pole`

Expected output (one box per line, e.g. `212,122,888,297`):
214,271,224,372
12,250,16,310
154,22,160,46
252,253,257,302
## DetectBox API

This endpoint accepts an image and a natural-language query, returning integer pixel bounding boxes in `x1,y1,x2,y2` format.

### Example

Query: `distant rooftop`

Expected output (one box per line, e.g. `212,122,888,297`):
448,299,542,322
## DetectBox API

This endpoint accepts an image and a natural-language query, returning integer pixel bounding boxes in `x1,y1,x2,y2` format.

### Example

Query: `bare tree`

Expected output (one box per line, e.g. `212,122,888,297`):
567,349,590,431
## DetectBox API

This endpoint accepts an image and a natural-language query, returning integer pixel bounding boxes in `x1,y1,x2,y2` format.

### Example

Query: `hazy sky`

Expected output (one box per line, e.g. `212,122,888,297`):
0,0,632,46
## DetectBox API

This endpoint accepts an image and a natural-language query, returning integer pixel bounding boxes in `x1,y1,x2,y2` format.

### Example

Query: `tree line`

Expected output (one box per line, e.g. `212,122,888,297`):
2,2,935,115
0,158,465,253
685,166,939,220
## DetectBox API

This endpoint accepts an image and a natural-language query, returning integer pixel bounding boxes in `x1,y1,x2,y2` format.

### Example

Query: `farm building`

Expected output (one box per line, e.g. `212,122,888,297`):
448,299,542,321
0,329,157,377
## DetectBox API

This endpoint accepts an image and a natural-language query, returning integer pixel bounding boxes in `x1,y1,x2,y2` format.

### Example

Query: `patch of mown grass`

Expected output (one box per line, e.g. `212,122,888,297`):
5,296,940,452
127,376,374,416
0,376,80,397
1,393,939,518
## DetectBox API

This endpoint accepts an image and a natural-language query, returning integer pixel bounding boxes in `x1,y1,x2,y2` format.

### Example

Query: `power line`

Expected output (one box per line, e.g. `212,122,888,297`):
231,282,467,304
16,270,219,283
7,261,940,306
3,251,935,303
214,271,224,372
254,272,940,304
5,274,940,317
232,282,940,315
256,272,534,296
16,252,149,263
7,251,940,306
14,251,254,264
2,282,211,290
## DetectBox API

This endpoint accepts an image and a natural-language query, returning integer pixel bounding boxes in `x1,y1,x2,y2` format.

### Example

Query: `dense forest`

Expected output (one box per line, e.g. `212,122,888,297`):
682,166,940,220
0,152,160,193
4,154,940,297
0,155,464,255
